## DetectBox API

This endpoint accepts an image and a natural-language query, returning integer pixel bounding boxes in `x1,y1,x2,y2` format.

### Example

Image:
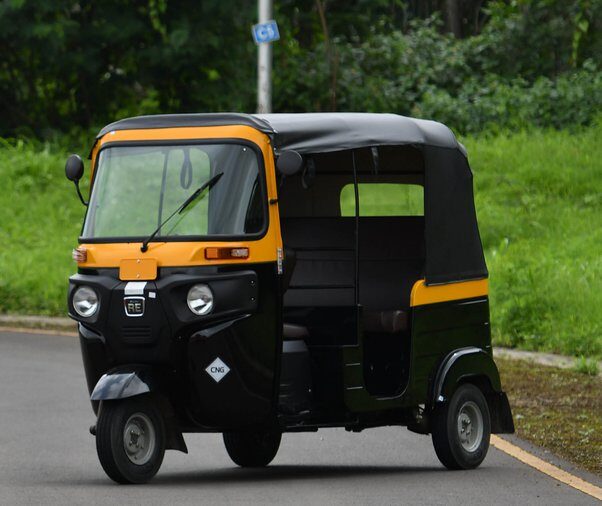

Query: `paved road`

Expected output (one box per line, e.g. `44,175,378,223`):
0,331,598,505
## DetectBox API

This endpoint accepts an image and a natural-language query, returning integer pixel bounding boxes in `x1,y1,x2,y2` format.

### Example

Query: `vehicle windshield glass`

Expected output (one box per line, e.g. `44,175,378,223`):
82,143,265,239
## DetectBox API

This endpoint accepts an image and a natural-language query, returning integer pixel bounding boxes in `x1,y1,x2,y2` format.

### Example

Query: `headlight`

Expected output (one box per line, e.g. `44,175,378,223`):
72,286,99,317
187,284,213,315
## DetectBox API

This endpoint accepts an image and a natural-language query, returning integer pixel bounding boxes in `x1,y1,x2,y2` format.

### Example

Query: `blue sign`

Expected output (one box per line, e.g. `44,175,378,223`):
252,20,280,44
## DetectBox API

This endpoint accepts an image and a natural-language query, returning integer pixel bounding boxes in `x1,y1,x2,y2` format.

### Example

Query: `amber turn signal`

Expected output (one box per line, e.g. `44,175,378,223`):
205,247,249,260
72,247,87,263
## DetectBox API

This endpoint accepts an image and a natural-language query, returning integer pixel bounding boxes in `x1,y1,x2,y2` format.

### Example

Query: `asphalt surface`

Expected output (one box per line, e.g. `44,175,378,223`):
0,331,598,505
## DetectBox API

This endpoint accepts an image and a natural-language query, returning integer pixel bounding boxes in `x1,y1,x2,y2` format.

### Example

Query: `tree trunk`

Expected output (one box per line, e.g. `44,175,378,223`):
315,0,337,111
445,0,462,38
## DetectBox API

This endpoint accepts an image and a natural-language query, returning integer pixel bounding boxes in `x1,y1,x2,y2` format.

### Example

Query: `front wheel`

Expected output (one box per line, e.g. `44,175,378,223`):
431,383,491,470
223,430,281,467
96,396,166,484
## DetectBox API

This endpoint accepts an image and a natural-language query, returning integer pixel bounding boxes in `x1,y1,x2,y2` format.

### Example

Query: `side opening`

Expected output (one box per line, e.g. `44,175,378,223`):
278,145,425,410
342,146,425,396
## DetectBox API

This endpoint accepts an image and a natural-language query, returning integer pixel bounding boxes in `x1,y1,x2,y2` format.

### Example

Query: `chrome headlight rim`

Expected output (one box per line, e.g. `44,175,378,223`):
187,284,214,316
72,285,99,318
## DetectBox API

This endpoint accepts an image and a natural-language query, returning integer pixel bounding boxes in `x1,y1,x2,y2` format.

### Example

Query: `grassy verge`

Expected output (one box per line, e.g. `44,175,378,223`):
0,125,600,358
497,357,602,476
0,139,88,315
465,124,602,358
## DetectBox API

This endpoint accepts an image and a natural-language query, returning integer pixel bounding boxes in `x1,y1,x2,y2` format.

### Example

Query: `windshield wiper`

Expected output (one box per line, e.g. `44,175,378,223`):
140,172,224,252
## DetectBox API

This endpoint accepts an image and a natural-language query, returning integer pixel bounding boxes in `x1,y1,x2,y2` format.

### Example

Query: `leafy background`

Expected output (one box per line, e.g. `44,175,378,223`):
0,0,600,359
0,0,600,137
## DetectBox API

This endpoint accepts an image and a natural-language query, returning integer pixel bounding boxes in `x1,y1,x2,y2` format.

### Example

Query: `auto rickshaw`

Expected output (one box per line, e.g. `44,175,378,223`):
65,112,514,484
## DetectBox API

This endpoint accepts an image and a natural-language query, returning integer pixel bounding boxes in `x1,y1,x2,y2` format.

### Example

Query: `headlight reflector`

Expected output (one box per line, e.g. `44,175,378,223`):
72,286,99,317
187,284,214,315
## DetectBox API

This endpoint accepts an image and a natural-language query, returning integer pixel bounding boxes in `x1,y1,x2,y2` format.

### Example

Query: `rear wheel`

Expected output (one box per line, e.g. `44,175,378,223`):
431,383,491,470
223,430,281,467
96,397,166,484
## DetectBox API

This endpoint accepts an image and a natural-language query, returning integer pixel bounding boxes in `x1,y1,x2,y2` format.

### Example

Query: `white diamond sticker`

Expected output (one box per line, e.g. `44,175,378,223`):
205,357,230,383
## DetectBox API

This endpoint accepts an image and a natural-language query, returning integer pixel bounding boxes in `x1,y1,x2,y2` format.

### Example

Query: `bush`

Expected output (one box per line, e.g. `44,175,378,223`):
275,15,602,135
3,1,601,136
418,65,602,134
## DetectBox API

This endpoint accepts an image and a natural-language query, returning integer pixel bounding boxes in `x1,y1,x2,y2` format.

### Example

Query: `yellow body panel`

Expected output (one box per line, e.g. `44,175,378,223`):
119,258,158,281
410,278,488,307
79,125,282,269
78,241,279,269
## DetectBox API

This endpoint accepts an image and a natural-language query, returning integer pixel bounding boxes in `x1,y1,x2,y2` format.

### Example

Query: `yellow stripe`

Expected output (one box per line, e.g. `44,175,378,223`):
491,435,602,501
410,278,488,307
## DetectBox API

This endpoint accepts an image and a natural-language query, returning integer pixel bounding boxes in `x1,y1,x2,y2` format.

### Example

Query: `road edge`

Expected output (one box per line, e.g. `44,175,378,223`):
491,435,602,500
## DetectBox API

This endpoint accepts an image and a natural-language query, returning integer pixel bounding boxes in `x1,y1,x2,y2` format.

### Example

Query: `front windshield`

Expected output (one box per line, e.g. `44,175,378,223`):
82,143,265,239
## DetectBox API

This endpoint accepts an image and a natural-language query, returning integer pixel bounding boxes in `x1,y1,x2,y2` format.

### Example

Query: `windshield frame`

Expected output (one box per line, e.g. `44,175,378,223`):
79,138,269,244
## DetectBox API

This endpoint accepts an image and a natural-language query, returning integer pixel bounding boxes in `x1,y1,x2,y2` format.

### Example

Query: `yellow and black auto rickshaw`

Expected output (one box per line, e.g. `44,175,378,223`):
65,113,514,484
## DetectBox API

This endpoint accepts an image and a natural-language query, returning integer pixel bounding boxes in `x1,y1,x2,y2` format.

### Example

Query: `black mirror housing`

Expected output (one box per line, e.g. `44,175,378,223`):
276,150,303,176
65,154,88,206
65,154,84,182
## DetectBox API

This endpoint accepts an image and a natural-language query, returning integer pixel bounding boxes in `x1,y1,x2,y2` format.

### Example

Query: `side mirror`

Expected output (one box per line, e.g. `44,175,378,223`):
65,154,88,206
65,154,84,182
276,150,303,176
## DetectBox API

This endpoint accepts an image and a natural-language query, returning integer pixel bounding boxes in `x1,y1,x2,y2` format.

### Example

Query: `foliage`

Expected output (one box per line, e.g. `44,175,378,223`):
0,0,257,137
0,0,601,137
419,65,602,134
274,11,602,133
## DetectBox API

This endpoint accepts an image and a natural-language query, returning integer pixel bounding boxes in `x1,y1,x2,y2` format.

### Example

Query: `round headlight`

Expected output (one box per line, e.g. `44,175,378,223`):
187,284,214,315
73,286,99,317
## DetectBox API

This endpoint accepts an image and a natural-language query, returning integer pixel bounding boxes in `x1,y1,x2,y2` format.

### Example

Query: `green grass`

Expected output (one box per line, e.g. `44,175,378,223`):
0,125,600,358
465,125,602,358
0,138,88,315
573,356,600,376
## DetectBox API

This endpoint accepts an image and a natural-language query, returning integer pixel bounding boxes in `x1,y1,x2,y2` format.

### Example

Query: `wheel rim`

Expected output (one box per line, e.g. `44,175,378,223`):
456,400,483,453
123,412,155,465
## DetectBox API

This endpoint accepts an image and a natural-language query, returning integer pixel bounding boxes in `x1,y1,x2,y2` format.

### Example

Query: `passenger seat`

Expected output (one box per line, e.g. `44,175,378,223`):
363,309,408,334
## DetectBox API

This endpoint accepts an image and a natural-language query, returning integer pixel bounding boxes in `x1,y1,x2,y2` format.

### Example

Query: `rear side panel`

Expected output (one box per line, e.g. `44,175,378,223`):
408,295,491,405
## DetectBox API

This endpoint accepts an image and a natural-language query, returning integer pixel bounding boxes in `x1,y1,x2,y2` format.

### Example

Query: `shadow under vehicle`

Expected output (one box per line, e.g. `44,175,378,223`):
65,113,514,484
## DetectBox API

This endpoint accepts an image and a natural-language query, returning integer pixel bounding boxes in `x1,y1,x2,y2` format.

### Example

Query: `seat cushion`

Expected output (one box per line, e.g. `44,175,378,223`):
283,323,310,340
363,310,408,334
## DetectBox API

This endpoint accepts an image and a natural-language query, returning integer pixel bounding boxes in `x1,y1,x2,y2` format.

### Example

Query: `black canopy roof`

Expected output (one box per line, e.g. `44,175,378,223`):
93,112,485,284
94,112,466,156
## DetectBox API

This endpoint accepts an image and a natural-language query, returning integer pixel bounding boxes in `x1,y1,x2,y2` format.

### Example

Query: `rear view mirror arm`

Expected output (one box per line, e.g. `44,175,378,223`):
74,181,88,206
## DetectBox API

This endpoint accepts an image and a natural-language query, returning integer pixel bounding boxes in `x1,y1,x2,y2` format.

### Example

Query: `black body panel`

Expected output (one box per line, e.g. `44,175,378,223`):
71,263,280,430
409,297,492,404
278,340,313,415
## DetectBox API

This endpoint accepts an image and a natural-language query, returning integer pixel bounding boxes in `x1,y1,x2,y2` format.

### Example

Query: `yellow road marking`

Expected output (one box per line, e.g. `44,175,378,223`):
491,435,602,501
0,326,77,337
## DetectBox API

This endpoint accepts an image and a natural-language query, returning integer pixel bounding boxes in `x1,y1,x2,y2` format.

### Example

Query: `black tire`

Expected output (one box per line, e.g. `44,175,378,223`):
431,383,491,470
96,397,166,484
223,430,282,467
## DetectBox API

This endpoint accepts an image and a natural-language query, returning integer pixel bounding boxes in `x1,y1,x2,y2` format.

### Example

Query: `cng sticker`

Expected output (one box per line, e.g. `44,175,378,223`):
205,357,230,383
